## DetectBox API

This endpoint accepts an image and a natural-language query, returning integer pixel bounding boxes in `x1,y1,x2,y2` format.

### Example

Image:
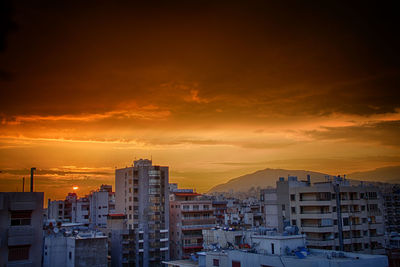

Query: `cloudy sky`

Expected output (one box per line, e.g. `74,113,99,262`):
1,1,399,201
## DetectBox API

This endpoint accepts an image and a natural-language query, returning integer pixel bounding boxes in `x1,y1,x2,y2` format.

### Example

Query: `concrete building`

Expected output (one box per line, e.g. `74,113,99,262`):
43,228,108,267
261,175,386,254
89,184,116,228
165,232,388,267
47,185,115,226
169,189,216,260
105,214,131,267
0,192,44,267
115,159,170,266
212,201,228,226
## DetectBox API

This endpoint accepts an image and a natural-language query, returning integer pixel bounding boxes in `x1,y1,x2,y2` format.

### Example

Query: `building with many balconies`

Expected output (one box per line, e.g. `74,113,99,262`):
115,159,170,266
261,175,386,254
169,189,216,260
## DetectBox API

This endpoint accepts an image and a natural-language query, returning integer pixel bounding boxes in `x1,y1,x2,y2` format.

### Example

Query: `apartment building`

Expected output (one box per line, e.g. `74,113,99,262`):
169,189,216,260
90,184,116,228
261,175,386,254
115,159,170,266
47,185,115,226
212,200,228,225
0,192,44,267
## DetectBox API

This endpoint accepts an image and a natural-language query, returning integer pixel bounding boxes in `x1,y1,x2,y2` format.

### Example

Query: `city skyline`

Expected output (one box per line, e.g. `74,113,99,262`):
1,1,399,201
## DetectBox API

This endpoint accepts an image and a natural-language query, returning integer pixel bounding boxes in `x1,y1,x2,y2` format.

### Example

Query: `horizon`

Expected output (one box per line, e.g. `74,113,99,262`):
1,1,400,203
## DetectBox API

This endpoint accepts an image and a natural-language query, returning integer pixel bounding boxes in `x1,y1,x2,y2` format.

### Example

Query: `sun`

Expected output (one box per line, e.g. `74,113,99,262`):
72,186,79,190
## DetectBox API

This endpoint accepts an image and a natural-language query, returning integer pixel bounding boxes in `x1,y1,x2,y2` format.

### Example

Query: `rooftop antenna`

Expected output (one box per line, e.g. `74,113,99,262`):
30,167,36,192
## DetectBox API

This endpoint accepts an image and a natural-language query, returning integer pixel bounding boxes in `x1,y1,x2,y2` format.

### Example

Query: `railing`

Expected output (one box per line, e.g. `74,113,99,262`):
300,211,331,214
306,237,335,241
302,224,333,228
182,219,216,226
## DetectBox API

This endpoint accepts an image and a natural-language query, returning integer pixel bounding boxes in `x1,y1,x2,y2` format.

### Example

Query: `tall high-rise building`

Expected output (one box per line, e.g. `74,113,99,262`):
115,159,169,266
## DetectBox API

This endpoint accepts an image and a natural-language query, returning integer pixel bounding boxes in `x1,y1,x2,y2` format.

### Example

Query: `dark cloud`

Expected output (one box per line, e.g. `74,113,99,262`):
0,1,399,118
306,120,400,147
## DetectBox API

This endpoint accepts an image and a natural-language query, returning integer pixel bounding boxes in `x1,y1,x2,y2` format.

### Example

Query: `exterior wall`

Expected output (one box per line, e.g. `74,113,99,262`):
74,237,108,267
76,198,89,224
43,235,68,267
0,192,43,267
44,233,107,267
90,191,109,227
251,235,306,255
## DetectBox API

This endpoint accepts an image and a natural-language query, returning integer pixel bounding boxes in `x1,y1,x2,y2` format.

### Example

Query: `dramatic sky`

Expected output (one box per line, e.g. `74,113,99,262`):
1,1,400,201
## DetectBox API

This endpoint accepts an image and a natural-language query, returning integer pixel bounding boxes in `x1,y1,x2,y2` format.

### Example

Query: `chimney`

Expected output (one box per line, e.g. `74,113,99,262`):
30,167,36,192
307,174,311,185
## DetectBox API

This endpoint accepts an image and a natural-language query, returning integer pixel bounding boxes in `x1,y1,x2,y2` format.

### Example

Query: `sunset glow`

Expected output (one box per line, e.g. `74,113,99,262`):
0,1,399,202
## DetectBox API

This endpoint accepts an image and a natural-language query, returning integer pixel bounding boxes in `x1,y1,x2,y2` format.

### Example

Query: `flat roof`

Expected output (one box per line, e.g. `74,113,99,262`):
162,260,198,267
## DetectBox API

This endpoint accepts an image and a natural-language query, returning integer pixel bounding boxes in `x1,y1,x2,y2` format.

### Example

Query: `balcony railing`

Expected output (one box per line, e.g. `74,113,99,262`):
302,224,333,228
300,211,331,214
182,219,216,226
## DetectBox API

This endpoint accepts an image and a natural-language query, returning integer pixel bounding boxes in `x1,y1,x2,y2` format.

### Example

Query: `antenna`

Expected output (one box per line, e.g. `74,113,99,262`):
30,167,36,192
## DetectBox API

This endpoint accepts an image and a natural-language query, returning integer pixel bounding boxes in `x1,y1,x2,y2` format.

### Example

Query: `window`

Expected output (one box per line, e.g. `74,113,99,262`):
213,259,220,266
343,218,349,226
291,207,296,214
69,251,72,260
271,243,275,254
8,245,30,261
232,261,241,267
292,220,297,226
282,204,285,211
10,211,31,226
333,207,337,212
290,194,295,201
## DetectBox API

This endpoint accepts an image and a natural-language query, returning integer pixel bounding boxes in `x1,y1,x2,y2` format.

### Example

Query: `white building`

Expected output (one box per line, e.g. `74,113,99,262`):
261,175,386,254
165,232,388,267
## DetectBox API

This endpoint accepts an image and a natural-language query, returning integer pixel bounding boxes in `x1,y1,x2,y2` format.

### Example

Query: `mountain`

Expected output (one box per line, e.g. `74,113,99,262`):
347,166,400,183
207,166,400,193
207,168,330,193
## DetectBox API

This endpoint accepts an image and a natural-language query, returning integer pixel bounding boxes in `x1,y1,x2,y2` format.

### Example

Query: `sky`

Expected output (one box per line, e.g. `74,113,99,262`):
0,1,399,201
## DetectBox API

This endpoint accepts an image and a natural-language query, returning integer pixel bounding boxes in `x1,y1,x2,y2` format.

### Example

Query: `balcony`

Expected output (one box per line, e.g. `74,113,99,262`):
182,219,216,226
182,234,203,240
8,226,34,246
182,224,216,230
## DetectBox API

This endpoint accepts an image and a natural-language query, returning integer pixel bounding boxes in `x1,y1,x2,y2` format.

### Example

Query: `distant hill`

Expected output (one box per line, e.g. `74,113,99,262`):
207,166,400,193
207,168,330,193
347,166,400,183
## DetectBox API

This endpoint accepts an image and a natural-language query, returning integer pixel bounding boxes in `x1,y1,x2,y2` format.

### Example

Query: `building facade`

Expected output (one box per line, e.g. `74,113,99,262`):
0,192,44,267
169,190,215,260
261,175,386,254
115,159,170,266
